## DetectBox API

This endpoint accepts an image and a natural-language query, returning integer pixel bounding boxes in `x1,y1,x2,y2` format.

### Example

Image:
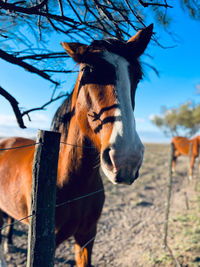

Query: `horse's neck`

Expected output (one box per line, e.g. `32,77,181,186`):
57,122,99,188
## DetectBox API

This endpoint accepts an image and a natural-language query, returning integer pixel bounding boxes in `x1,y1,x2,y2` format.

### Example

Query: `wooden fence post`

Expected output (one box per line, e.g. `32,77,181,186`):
163,143,181,267
27,130,61,267
188,142,193,180
163,142,173,248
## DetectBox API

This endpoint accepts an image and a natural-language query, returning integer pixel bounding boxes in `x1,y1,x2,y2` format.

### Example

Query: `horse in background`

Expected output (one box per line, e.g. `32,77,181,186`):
0,24,153,267
171,136,200,179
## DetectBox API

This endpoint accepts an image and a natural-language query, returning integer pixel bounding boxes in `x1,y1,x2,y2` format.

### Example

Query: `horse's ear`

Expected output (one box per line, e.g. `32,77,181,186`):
61,42,88,63
126,24,153,58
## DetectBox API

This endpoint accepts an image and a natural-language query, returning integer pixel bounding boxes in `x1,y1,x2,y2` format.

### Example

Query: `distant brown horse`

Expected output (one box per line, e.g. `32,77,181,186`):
171,136,200,179
0,24,153,267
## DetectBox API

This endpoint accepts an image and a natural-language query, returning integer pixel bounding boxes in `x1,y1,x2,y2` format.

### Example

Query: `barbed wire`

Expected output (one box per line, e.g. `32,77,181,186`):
0,138,170,152
0,137,158,235
55,188,104,208
0,137,101,233
60,141,96,149
0,214,34,231
0,140,97,151
0,142,40,151
0,138,162,232
0,139,174,265
0,188,104,231
0,187,104,266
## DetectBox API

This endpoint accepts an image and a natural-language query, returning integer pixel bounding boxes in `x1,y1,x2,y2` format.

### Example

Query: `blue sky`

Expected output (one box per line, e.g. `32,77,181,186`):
0,3,200,142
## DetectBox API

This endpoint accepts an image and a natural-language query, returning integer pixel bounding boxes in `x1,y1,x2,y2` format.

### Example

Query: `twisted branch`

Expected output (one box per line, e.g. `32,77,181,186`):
0,49,59,85
0,86,26,128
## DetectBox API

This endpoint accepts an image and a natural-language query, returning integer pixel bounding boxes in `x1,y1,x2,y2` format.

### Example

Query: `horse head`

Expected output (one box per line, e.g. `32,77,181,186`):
61,24,153,185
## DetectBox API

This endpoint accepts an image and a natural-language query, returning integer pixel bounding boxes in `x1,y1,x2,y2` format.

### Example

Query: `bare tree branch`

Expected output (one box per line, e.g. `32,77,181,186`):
18,52,68,60
0,86,71,129
0,86,26,128
0,0,78,26
22,92,70,118
57,0,64,17
66,0,83,23
0,48,59,85
138,0,173,8
0,0,194,129
43,69,78,73
124,0,146,27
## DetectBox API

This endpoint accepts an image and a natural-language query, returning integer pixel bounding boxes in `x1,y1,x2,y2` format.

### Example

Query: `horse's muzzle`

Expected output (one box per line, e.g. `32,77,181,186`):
101,161,142,185
101,146,144,185
115,165,141,185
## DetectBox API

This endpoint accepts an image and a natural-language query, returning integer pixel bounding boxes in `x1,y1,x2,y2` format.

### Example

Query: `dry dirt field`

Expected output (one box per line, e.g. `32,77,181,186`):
2,143,200,267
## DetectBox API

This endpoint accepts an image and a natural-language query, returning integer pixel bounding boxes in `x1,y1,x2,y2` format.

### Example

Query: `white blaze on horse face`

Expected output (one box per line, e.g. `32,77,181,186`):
101,51,144,184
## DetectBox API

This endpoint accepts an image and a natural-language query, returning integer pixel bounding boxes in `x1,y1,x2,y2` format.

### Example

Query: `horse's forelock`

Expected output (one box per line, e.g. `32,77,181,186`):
88,38,143,80
90,38,126,52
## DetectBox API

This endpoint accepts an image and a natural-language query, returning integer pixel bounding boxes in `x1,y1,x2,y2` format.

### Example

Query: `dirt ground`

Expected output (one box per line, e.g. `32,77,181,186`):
2,143,200,266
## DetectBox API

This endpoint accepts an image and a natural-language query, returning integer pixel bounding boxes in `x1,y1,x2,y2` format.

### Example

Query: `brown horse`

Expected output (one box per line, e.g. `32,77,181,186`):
0,24,153,266
171,136,200,179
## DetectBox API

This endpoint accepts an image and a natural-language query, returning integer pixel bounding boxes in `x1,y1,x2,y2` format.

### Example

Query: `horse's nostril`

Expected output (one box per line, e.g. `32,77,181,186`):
102,147,112,167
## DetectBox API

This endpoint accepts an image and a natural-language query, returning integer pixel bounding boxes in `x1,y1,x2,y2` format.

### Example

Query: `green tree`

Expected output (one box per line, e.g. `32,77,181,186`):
151,101,200,137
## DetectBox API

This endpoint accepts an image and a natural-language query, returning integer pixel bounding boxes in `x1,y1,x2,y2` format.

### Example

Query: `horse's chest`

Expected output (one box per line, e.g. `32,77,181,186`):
55,191,105,237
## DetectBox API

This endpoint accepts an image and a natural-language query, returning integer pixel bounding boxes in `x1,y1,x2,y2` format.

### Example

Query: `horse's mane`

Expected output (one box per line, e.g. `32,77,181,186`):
51,93,73,136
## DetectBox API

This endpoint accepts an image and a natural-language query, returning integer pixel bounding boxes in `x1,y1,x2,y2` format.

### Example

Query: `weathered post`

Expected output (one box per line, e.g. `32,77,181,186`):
163,142,173,248
195,142,200,191
198,142,200,176
163,143,181,267
27,130,60,267
188,141,193,180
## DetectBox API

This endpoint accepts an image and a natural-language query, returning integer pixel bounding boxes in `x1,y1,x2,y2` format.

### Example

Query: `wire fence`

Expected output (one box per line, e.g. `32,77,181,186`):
0,140,97,151
0,137,106,265
0,188,104,232
0,140,166,233
0,140,189,266
0,139,104,233
0,142,39,151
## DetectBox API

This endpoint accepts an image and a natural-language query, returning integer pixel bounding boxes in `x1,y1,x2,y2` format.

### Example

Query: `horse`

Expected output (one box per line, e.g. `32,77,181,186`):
171,136,200,179
0,24,153,267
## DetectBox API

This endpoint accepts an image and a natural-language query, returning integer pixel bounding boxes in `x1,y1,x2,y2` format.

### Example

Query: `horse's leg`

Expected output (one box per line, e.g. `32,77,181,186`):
7,217,14,246
172,156,177,173
3,217,14,253
0,211,7,267
171,143,177,173
74,226,97,267
189,156,195,180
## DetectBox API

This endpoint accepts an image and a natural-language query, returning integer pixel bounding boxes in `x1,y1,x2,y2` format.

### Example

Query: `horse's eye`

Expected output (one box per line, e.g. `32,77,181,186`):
81,66,94,73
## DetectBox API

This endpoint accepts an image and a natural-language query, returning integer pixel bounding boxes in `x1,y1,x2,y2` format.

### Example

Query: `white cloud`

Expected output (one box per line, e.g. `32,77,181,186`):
0,125,37,138
149,114,156,121
24,113,50,128
0,113,50,128
0,114,16,126
135,117,146,123
0,113,51,138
